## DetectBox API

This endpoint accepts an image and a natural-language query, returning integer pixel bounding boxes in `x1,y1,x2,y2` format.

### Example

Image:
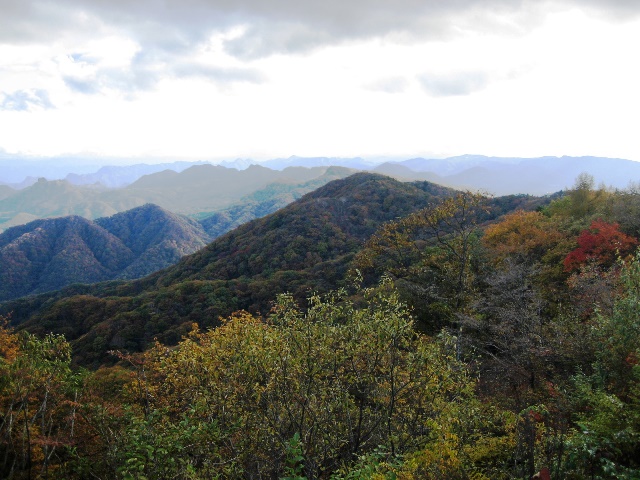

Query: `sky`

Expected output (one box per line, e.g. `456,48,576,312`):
0,0,639,163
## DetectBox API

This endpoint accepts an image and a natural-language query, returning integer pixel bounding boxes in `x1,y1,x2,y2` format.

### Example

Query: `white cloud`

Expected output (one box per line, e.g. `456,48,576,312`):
364,77,410,94
0,89,54,111
0,2,639,161
419,72,489,97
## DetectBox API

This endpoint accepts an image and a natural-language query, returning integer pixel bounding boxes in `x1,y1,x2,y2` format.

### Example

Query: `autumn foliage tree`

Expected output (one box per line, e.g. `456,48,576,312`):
355,191,490,334
482,210,564,265
0,318,81,480
563,219,638,272
120,280,481,479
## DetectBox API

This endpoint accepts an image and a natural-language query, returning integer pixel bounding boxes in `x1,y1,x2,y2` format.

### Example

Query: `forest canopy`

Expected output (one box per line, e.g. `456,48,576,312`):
3,174,640,478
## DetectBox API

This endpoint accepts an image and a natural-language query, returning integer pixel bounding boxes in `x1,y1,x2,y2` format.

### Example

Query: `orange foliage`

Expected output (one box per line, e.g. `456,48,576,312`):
483,210,563,263
0,316,19,362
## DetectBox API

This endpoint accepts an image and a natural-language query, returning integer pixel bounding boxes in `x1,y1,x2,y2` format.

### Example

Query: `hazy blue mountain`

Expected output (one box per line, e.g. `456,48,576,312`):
119,164,334,214
239,154,640,195
3,154,639,221
0,165,355,231
0,204,210,301
395,155,523,176
0,177,39,190
260,155,374,170
65,161,211,188
0,185,15,201
0,178,125,228
218,158,255,170
0,155,103,184
387,155,640,195
373,163,445,184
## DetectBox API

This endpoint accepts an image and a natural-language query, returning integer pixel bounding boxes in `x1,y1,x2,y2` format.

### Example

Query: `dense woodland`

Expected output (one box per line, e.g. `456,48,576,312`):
0,205,211,301
2,172,640,478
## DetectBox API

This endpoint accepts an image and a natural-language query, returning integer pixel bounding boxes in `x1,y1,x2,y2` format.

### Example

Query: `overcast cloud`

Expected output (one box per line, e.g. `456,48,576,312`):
4,0,639,58
0,0,639,161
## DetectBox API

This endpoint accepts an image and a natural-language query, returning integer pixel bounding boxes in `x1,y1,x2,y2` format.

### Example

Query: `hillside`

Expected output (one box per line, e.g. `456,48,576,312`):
198,166,354,237
95,204,211,279
1,173,550,365
119,164,355,214
0,204,209,301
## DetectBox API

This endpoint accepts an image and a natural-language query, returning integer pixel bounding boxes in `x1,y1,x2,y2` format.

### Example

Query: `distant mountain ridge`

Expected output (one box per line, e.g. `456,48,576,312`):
2,155,638,232
259,155,376,170
0,185,15,201
0,165,355,231
65,161,210,188
0,204,210,301
376,155,640,195
4,154,638,195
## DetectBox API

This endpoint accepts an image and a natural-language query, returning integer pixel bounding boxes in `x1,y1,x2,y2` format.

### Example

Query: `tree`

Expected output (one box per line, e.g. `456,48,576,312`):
563,219,637,272
568,172,603,219
565,255,640,478
355,191,489,334
482,210,563,266
104,280,481,479
464,261,548,395
0,319,81,480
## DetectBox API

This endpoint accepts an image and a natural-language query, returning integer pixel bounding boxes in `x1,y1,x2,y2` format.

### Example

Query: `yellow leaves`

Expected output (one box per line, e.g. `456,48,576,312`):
123,282,479,477
410,430,466,478
358,191,489,276
483,210,564,264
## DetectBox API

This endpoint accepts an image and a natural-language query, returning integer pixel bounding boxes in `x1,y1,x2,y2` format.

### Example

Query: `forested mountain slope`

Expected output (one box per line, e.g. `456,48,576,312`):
95,204,211,278
197,166,354,237
0,204,209,301
1,173,549,365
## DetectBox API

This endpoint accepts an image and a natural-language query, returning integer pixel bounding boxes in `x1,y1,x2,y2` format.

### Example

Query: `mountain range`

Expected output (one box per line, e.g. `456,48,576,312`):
4,155,639,195
64,161,210,188
0,204,210,301
0,165,355,231
0,168,356,299
375,155,640,195
0,173,551,366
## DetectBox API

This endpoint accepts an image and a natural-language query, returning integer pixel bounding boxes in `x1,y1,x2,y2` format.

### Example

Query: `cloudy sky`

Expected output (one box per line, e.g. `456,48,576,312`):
1,0,639,163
